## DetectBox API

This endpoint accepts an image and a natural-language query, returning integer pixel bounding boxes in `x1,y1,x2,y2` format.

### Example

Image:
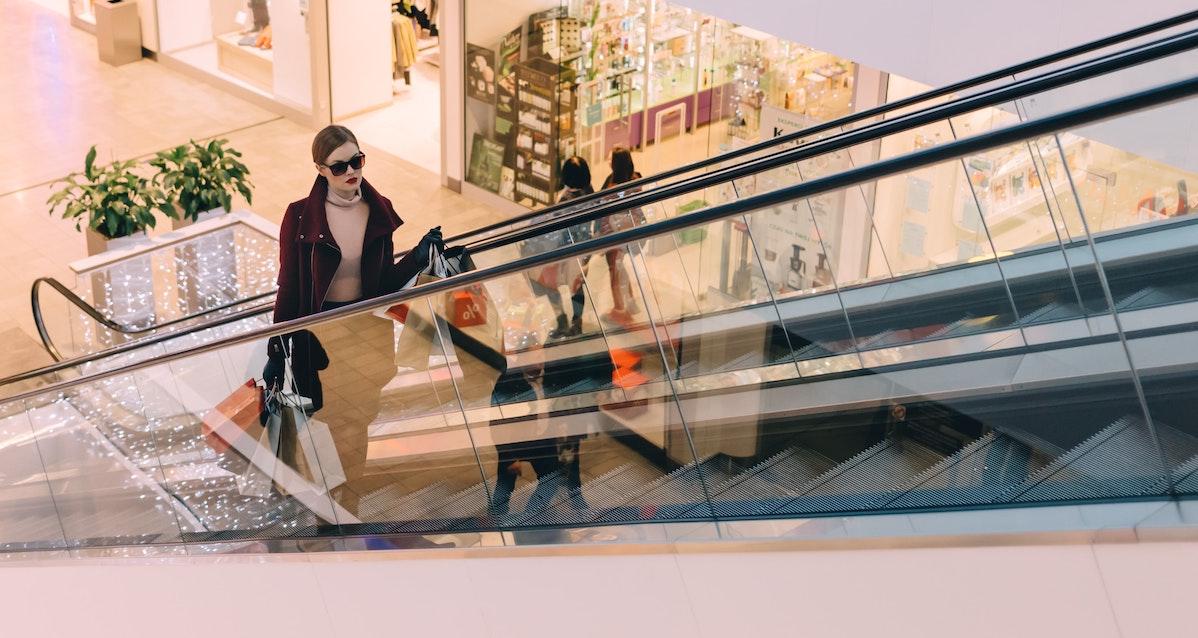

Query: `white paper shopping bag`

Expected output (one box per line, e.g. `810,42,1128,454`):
296,416,347,494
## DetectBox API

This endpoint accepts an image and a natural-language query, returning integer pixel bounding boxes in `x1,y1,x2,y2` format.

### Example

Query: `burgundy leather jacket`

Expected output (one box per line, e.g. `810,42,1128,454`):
267,176,424,402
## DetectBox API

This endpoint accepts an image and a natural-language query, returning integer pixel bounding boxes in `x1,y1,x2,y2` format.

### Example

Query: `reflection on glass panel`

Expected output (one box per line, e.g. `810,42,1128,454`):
24,379,185,547
1052,99,1198,498
464,0,862,210
48,222,277,361
0,405,69,550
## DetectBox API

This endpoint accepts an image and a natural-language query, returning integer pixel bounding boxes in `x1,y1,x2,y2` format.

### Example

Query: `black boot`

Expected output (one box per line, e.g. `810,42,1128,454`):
549,314,569,340
567,315,583,336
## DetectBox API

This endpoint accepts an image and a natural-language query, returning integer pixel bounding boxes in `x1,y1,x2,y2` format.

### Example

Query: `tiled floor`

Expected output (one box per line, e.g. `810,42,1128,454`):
0,0,502,379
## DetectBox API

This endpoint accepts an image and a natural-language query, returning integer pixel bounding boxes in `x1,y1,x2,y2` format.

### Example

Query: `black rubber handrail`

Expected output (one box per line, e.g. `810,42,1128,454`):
10,26,1198,389
30,277,275,361
31,16,1198,365
3,71,1195,405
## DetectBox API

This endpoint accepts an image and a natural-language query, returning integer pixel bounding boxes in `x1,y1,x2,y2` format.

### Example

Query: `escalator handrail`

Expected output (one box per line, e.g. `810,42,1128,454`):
30,22,1198,365
30,276,277,362
4,72,1195,405
8,29,1198,389
436,9,1198,248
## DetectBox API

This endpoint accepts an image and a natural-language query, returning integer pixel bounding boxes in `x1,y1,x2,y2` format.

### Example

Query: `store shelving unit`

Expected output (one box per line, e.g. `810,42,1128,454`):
514,57,577,206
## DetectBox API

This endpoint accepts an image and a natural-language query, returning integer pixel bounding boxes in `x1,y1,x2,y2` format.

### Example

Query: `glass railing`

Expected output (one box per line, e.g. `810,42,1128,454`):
32,219,278,362
1,71,1197,553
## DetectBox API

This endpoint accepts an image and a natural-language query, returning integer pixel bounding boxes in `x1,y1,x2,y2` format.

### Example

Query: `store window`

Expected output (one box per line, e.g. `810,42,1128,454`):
70,0,97,27
463,0,862,209
156,0,314,112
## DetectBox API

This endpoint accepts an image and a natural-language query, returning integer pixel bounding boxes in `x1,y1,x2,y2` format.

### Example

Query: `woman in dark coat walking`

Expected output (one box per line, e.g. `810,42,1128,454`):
265,125,442,517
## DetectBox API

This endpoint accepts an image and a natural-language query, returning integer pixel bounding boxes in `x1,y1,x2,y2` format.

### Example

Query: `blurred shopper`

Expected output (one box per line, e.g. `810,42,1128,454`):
526,156,595,340
488,331,588,517
595,146,646,326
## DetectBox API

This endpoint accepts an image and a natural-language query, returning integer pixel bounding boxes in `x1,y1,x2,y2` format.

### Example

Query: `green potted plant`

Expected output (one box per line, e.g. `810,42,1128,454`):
47,146,176,256
150,138,253,229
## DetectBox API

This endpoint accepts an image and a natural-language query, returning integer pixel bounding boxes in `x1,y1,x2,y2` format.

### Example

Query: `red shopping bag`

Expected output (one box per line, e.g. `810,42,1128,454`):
201,380,264,454
451,287,487,327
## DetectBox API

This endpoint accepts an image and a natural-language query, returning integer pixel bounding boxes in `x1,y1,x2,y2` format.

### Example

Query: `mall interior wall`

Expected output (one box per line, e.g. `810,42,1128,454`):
0,539,1192,636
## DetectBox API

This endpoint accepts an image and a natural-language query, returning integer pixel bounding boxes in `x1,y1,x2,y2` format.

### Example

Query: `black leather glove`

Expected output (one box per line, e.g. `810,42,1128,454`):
263,356,284,391
410,226,444,267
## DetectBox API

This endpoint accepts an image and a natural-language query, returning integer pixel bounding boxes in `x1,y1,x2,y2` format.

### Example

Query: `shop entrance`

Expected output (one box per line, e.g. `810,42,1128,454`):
342,1,443,172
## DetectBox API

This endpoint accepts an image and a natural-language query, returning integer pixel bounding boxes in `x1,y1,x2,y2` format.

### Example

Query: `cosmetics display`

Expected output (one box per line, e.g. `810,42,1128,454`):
465,0,858,209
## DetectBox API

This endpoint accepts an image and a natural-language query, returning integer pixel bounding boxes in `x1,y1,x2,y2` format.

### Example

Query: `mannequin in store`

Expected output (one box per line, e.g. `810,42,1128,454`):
596,146,646,327
264,125,444,517
237,0,272,49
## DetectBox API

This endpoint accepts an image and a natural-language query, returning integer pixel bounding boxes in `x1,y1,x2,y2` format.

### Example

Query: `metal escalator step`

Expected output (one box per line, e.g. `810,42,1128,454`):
358,481,454,523
516,462,663,527
922,316,974,341
884,433,1039,509
791,340,836,361
1016,302,1080,326
856,330,897,350
442,468,573,531
751,439,894,516
1115,287,1169,311
395,482,490,533
706,447,836,518
710,351,768,375
592,456,728,524
515,459,661,524
1172,454,1198,494
937,315,1003,339
766,439,943,516
1003,417,1196,503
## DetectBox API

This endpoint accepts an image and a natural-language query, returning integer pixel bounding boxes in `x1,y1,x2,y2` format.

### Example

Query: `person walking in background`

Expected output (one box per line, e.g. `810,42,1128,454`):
524,156,596,340
596,146,646,327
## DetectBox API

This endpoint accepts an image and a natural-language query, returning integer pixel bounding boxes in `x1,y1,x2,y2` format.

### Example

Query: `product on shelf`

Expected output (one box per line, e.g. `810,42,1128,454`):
513,57,577,206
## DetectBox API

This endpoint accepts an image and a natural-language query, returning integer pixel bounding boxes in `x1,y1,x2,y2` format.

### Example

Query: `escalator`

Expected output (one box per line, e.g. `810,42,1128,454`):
1,20,1198,554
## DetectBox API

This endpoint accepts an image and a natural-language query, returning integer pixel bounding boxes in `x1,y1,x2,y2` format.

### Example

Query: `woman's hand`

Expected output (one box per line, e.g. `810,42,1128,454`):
410,226,444,265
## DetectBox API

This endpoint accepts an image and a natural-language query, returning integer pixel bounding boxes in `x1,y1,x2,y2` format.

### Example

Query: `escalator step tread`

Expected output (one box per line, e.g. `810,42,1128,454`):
1172,454,1198,494
443,468,573,530
767,439,943,516
709,447,836,518
1005,417,1198,502
591,456,727,524
517,462,662,527
885,433,1039,509
358,481,453,523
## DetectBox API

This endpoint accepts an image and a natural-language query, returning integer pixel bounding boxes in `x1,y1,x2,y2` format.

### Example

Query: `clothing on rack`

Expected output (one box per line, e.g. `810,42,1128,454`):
391,13,418,84
394,0,437,36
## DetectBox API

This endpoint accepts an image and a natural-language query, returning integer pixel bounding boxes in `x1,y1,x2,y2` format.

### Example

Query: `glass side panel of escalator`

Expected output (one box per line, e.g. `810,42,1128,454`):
7,36,1198,551
38,219,277,362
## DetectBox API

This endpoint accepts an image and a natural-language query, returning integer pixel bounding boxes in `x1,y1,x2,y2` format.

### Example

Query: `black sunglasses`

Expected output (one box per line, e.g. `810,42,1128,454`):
324,152,366,176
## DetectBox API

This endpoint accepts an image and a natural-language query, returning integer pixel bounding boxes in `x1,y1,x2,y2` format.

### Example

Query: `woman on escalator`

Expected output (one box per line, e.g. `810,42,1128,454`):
264,124,443,516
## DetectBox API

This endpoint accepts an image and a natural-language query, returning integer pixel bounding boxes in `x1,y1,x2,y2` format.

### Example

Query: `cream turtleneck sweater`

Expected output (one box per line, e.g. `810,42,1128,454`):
324,187,370,302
